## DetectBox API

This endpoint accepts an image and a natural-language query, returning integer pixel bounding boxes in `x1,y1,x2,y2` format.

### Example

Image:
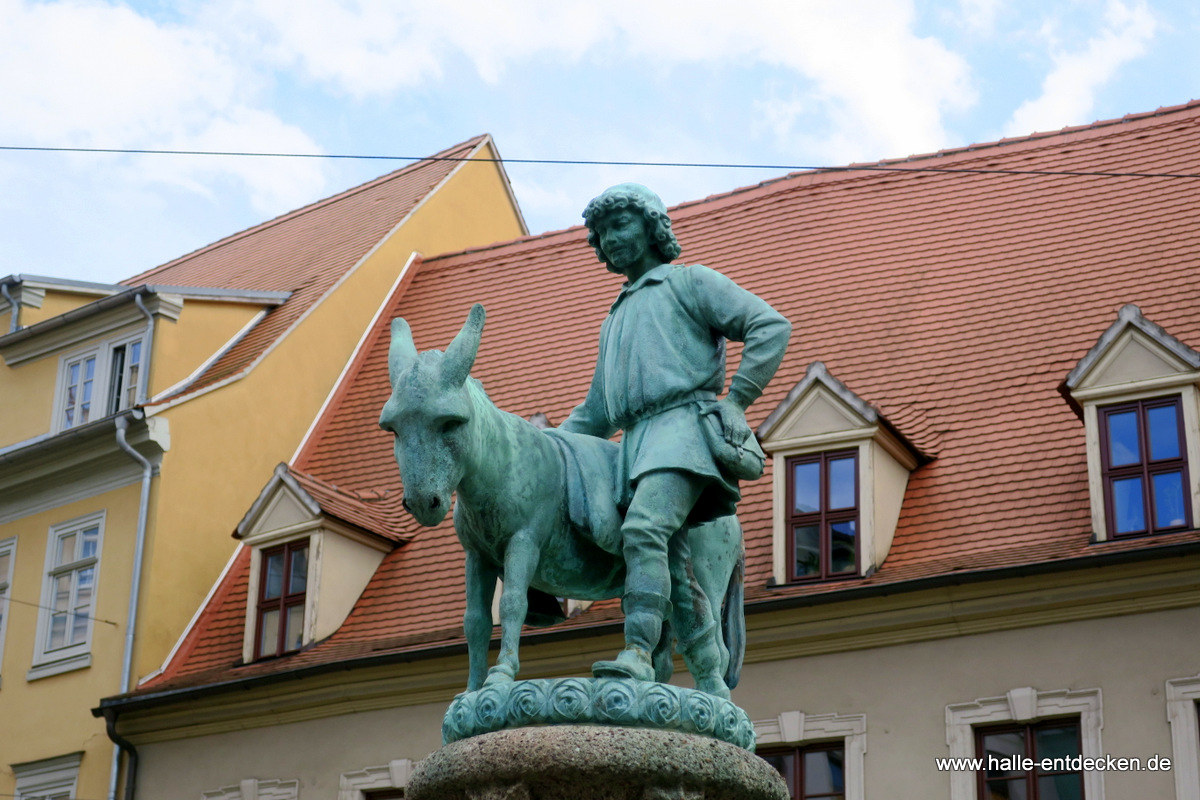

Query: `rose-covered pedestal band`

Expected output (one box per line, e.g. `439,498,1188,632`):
441,678,756,751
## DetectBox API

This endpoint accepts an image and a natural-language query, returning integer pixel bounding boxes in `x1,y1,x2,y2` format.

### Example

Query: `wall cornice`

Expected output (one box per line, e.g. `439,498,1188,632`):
107,554,1200,744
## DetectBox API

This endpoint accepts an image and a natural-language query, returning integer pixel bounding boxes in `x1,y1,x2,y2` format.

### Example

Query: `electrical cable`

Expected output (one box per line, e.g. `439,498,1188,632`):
1,144,1198,180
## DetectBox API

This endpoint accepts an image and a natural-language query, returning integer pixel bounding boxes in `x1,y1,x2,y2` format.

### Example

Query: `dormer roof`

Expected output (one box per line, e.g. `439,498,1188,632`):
1065,303,1200,395
758,361,931,465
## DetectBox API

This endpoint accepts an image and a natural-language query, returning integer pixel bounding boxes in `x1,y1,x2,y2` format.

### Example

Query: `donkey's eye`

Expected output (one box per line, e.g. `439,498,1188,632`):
440,418,466,435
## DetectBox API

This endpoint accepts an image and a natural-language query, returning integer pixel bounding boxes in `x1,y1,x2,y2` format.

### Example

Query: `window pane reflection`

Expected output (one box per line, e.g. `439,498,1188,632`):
793,462,820,513
803,748,845,795
1147,404,1181,460
828,457,855,509
1111,476,1146,534
1151,471,1186,528
1106,410,1140,466
289,547,308,594
264,552,284,599
794,525,819,578
830,521,856,574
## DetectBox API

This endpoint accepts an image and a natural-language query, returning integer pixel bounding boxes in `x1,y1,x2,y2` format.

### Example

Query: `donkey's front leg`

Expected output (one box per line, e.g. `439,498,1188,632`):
488,530,540,685
463,549,499,692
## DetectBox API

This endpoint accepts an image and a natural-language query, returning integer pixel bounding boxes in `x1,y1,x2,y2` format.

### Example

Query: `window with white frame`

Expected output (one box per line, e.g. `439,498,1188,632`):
945,687,1104,800
0,536,15,686
30,513,104,678
758,362,922,585
55,333,144,432
59,350,99,429
1166,675,1200,800
202,778,299,800
339,759,413,800
1064,304,1200,542
754,710,867,800
13,752,82,800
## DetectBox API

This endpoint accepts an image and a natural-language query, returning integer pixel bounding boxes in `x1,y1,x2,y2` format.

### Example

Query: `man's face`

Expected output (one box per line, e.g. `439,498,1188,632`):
598,209,653,275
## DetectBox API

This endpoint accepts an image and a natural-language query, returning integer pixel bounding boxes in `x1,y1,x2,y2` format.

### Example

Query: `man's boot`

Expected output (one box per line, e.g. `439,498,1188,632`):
592,592,670,682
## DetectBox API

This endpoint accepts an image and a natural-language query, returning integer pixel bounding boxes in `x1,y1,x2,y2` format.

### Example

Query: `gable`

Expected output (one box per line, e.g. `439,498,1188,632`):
1074,328,1198,391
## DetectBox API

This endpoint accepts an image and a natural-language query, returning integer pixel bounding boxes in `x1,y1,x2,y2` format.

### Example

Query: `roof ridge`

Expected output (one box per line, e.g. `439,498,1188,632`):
121,134,490,286
669,98,1200,215
422,102,1200,267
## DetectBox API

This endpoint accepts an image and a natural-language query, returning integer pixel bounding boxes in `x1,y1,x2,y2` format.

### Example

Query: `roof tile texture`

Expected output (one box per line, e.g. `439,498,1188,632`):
125,136,488,399
140,102,1200,694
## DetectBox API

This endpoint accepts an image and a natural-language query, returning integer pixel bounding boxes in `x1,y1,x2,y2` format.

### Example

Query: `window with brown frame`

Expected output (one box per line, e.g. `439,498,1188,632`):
976,719,1083,800
1099,396,1191,537
760,743,845,799
255,540,308,659
786,450,858,581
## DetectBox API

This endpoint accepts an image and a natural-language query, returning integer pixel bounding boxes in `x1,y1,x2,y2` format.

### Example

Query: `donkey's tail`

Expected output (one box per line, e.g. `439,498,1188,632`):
723,549,746,691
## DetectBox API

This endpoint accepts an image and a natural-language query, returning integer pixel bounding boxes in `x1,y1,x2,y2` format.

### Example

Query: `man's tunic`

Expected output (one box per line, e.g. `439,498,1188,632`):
560,262,790,523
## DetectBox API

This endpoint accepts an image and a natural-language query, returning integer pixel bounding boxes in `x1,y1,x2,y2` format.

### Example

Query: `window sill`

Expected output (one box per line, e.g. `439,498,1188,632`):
27,652,91,681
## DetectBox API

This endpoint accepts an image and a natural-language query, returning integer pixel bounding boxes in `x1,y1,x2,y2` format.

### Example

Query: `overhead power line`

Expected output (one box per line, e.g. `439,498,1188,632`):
1,144,1198,180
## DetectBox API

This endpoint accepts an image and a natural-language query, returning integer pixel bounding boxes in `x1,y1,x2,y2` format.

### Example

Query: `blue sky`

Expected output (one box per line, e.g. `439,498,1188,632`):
2,0,1198,285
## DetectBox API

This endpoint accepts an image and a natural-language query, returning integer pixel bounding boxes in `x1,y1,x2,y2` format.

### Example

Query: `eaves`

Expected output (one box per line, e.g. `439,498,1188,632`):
95,538,1200,729
0,411,169,524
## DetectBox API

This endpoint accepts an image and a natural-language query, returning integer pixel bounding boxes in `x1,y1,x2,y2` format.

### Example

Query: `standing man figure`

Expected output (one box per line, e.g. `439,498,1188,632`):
559,183,790,698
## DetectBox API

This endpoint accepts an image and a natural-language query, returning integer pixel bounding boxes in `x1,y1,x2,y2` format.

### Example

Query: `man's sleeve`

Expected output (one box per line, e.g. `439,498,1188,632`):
687,266,791,408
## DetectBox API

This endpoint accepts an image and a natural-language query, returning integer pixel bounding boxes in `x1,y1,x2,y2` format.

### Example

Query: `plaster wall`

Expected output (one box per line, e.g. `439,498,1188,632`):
128,604,1197,799
311,532,387,642
735,605,1197,799
0,484,142,800
136,698,447,799
0,355,57,447
148,300,262,397
19,291,101,328
131,151,526,680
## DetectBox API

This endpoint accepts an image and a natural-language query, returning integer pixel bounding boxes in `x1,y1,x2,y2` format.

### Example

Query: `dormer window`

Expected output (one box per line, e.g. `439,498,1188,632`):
61,352,98,428
108,338,142,412
759,362,927,585
1100,396,1190,536
255,540,309,658
787,450,859,580
55,333,145,431
238,464,396,664
1063,305,1200,542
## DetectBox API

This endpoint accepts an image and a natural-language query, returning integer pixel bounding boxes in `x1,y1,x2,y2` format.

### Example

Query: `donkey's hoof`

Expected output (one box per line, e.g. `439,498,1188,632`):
592,648,654,682
484,665,516,686
696,675,732,701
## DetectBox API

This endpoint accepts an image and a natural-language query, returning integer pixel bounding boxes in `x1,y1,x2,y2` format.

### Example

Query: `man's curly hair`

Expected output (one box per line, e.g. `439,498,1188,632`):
582,183,682,274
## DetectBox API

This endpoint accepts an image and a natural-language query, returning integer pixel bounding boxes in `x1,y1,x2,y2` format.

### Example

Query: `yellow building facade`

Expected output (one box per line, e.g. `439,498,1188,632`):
0,136,525,800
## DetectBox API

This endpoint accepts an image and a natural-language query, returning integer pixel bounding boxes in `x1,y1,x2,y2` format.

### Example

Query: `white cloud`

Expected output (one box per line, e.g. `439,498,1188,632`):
0,0,326,216
956,0,1004,34
1004,0,1156,137
231,0,974,164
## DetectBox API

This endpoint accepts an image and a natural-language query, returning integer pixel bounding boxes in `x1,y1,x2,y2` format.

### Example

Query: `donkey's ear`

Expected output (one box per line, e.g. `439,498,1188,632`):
388,317,418,385
443,303,486,387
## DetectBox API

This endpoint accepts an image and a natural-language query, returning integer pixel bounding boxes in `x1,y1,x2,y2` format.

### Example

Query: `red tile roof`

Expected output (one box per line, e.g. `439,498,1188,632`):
124,135,492,402
135,101,1200,696
284,466,410,544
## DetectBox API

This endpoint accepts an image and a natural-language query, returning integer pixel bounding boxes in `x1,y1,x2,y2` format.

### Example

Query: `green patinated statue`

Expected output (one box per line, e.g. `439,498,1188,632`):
378,184,788,749
560,183,791,690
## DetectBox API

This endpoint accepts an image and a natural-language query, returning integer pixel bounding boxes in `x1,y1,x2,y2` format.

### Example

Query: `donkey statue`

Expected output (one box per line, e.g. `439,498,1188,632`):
379,304,745,697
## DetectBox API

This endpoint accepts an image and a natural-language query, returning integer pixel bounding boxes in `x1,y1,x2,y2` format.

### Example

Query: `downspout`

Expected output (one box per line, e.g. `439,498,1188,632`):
133,292,154,404
102,708,139,800
1,282,17,333
109,411,153,800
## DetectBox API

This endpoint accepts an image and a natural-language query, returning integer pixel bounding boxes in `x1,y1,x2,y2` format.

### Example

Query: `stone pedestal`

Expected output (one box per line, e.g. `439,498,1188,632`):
407,725,789,800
